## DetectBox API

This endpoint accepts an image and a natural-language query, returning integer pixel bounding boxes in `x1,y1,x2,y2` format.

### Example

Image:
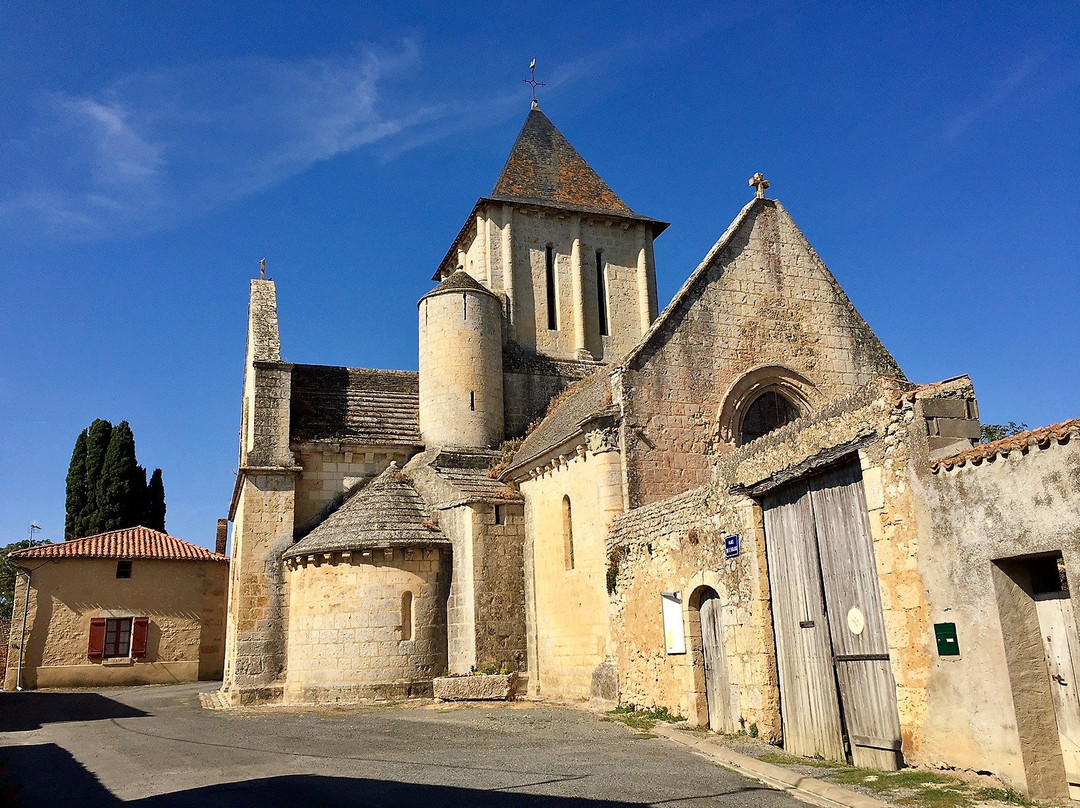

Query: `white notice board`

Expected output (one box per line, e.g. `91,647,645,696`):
661,592,686,655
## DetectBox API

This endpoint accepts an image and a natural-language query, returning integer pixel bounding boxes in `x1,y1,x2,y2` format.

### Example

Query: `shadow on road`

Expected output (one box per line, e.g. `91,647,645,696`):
0,692,148,733
0,741,772,807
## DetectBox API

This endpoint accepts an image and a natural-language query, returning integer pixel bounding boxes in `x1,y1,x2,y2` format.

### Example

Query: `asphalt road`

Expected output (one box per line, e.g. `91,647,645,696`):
0,682,804,807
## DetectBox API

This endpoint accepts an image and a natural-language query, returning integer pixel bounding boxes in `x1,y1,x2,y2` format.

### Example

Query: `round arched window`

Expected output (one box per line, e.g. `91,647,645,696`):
739,390,801,445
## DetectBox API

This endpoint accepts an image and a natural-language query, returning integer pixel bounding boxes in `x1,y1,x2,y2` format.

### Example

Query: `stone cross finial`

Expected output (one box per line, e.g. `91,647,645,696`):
259,258,266,280
749,173,770,198
523,59,545,109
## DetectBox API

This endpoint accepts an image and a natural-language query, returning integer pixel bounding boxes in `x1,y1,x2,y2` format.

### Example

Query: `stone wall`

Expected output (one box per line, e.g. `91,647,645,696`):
3,558,227,690
617,199,902,508
293,443,417,532
419,283,504,448
283,547,449,703
914,425,1080,798
520,438,623,700
0,619,9,688
471,502,527,672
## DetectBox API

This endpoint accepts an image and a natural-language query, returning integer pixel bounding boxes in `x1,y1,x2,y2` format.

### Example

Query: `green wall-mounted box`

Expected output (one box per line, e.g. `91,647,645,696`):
934,622,960,656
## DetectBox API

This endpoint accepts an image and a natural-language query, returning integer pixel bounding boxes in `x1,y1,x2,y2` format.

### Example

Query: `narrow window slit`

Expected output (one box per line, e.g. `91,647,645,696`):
596,250,609,336
546,245,558,330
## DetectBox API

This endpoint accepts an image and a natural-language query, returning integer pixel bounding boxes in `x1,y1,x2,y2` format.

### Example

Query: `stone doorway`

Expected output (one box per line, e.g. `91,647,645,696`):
690,586,732,733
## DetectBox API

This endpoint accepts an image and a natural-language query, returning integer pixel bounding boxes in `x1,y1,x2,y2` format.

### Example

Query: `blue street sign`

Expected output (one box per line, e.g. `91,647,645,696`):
724,534,740,558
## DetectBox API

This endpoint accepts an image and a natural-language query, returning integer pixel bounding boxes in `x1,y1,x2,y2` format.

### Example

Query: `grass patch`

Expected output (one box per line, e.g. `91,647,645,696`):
605,705,687,733
758,751,844,769
832,769,956,792
973,787,1033,806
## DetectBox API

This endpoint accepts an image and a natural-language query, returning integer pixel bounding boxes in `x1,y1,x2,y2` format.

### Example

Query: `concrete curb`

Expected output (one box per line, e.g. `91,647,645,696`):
654,725,891,808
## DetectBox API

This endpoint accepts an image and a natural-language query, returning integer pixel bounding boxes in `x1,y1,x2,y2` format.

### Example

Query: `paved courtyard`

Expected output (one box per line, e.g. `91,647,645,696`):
0,682,804,807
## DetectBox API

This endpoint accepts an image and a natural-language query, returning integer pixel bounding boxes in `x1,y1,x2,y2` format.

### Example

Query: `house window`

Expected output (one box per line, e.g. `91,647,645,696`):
545,244,558,330
116,560,132,578
88,616,149,660
104,618,133,658
596,250,609,336
740,390,802,445
401,592,414,641
563,496,575,571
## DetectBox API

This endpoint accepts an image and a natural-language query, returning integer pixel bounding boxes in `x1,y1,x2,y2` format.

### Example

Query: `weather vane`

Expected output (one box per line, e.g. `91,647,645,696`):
523,59,545,109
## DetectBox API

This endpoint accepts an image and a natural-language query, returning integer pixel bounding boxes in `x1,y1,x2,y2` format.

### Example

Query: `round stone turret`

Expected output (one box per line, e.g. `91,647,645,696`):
418,270,504,448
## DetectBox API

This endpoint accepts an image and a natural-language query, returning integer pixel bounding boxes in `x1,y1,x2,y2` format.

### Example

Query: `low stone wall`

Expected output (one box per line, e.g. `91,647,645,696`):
433,673,517,701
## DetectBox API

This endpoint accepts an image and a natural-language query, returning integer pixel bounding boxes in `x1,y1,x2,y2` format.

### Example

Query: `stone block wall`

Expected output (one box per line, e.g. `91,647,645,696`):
467,206,656,362
419,284,504,448
283,547,450,703
293,443,417,532
0,619,9,688
223,472,295,703
471,502,527,672
618,199,902,508
520,440,624,700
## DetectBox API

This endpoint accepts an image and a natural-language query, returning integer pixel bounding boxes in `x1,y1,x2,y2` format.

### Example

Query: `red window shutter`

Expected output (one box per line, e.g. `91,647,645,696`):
131,617,149,659
88,618,107,659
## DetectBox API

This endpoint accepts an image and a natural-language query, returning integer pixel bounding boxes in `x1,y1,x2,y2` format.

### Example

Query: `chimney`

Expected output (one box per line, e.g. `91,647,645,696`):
215,519,229,556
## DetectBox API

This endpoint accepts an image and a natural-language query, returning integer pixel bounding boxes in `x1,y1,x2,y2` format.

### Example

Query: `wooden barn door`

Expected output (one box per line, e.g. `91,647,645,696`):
1035,587,1080,799
700,589,733,733
812,464,903,769
763,462,903,769
763,481,845,761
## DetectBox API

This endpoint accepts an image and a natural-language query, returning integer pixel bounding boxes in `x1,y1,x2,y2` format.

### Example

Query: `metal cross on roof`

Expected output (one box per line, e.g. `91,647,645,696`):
523,59,545,110
749,173,770,198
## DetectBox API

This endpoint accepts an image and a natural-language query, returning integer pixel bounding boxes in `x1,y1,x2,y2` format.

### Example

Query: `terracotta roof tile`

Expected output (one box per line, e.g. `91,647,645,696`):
932,417,1080,472
10,526,227,562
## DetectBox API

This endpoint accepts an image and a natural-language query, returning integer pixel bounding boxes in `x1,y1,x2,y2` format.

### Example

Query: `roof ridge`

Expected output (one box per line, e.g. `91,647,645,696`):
10,525,227,562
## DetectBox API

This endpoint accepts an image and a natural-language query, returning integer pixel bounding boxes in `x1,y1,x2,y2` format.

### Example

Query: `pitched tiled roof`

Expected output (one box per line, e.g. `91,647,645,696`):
405,449,522,508
506,371,615,474
290,364,421,447
10,527,227,562
283,464,449,558
932,417,1080,472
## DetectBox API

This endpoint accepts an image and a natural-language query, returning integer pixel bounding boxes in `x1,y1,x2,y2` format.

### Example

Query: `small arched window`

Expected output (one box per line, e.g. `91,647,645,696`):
401,591,414,641
563,496,575,571
740,390,801,445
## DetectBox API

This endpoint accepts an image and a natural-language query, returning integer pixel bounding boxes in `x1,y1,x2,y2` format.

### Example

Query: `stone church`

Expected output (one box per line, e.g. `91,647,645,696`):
222,102,1080,800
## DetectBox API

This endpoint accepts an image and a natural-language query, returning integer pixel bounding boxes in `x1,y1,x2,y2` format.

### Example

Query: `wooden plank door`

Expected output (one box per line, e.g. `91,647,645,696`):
1035,590,1080,800
700,589,733,733
763,482,846,761
810,464,903,770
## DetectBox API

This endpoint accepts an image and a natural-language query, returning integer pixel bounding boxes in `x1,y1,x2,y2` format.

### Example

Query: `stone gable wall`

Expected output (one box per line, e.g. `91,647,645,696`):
620,200,902,508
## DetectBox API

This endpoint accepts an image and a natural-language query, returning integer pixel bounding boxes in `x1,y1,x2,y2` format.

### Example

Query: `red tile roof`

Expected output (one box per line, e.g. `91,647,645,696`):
932,417,1080,472
9,526,228,562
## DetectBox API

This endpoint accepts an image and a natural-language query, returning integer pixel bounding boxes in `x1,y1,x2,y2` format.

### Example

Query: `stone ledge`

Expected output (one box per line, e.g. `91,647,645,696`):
433,672,517,701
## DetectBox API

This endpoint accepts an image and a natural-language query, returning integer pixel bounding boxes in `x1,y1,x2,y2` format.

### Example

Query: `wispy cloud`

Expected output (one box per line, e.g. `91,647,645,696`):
0,40,448,237
941,53,1046,142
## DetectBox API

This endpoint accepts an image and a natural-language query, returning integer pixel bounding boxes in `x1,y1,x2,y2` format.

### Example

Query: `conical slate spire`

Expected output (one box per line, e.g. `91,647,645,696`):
489,108,635,217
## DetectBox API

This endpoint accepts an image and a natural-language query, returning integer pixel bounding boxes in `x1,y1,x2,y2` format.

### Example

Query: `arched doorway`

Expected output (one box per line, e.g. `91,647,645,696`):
693,586,731,732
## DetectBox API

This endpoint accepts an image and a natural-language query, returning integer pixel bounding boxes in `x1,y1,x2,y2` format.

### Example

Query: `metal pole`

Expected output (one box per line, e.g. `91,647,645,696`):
15,522,46,693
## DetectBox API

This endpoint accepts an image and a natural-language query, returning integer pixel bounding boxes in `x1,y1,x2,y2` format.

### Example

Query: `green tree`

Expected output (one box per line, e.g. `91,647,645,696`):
97,421,144,532
145,468,167,532
64,430,89,540
1,539,50,617
980,421,1029,443
82,418,113,535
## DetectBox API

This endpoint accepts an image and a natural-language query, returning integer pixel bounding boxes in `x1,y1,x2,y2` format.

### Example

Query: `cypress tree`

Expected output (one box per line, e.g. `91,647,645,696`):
145,468,167,532
97,421,142,531
64,430,89,540
133,465,148,528
82,419,113,535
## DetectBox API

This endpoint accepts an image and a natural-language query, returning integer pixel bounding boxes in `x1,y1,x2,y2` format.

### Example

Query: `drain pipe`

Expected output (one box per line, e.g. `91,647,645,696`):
14,560,52,692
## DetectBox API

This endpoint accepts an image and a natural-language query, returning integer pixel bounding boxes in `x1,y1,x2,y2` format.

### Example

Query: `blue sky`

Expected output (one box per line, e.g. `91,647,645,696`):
2,2,1077,548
